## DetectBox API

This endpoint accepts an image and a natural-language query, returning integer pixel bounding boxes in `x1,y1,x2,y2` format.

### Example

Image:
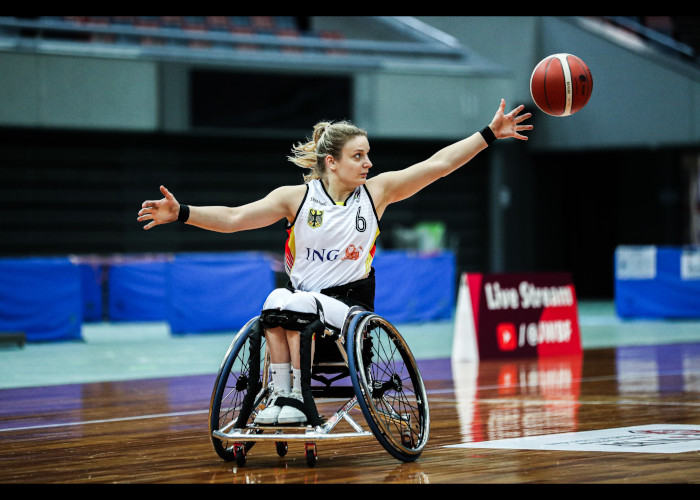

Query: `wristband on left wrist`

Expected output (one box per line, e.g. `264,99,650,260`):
177,204,190,223
480,125,497,146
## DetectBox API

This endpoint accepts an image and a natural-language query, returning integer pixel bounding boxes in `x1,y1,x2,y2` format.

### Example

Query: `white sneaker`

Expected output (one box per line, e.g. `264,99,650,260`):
254,389,287,425
277,389,307,425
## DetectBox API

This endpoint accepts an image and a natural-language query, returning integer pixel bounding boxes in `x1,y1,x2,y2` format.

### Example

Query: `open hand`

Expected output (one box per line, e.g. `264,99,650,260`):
137,185,180,230
489,99,533,141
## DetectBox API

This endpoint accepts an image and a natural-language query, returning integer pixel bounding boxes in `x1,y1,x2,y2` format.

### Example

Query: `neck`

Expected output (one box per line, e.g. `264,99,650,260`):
321,178,354,204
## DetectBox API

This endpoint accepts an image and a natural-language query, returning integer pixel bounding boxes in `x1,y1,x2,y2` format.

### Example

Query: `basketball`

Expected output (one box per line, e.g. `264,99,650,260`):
530,53,593,116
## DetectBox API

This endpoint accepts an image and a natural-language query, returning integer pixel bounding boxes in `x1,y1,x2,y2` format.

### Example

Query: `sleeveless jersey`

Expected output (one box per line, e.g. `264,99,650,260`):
284,179,380,292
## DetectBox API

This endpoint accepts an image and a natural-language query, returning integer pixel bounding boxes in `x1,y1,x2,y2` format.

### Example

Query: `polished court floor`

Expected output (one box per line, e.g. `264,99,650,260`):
1,301,700,484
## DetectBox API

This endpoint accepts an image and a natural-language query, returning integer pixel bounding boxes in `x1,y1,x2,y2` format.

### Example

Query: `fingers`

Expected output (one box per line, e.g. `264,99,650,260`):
138,210,159,230
496,100,533,141
141,186,173,210
507,104,527,118
513,122,534,140
139,186,173,229
160,185,174,200
138,217,155,230
138,189,161,228
137,209,155,228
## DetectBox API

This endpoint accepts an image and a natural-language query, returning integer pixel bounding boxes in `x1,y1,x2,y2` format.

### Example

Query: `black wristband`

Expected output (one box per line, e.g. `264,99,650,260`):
480,126,497,146
177,204,190,223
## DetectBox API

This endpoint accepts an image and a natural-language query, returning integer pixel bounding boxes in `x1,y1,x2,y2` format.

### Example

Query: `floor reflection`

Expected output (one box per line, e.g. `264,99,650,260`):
616,343,700,394
450,342,700,447
452,354,583,444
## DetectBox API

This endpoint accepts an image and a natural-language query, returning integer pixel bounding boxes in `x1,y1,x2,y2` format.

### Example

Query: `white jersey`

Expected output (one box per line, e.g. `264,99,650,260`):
284,179,380,292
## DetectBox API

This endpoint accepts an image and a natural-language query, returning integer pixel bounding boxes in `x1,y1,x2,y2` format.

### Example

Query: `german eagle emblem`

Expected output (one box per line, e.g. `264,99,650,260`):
307,209,323,228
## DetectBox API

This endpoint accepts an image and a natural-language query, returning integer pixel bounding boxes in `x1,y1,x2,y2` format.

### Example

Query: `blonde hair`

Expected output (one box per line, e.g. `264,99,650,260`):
288,120,367,183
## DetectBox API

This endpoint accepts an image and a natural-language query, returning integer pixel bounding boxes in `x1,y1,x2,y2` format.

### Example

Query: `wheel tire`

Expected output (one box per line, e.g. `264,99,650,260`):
347,313,430,462
209,317,267,461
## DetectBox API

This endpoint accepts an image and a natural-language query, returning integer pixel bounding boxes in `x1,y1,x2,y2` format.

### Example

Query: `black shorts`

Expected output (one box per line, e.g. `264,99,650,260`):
286,267,376,312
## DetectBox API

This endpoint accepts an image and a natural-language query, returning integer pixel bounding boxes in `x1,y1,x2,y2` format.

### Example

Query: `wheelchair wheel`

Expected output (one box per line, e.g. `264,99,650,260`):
347,312,430,462
209,316,267,461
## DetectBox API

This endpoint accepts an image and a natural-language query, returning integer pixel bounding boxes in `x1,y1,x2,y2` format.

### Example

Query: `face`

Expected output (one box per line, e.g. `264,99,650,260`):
327,135,372,187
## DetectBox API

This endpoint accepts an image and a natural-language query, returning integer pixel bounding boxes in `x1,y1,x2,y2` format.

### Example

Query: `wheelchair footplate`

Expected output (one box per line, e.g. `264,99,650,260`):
211,395,374,466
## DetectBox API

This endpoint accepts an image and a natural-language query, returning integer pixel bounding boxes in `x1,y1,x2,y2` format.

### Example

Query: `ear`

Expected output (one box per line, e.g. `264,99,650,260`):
324,155,336,170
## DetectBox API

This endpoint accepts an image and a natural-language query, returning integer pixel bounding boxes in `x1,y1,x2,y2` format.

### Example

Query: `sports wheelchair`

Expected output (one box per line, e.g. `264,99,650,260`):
208,306,430,467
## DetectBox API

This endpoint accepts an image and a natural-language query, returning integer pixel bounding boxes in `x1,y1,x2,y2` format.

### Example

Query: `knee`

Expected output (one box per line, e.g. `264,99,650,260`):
262,288,292,310
260,290,322,331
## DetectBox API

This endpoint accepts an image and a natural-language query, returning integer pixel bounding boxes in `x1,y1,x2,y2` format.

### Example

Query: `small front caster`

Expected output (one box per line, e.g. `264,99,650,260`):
305,442,317,467
275,441,288,457
233,443,247,467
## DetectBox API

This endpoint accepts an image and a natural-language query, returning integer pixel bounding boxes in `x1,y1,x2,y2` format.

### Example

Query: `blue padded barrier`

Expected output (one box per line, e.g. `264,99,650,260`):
78,262,103,322
108,259,168,322
615,246,700,319
374,250,456,323
0,250,456,341
167,252,274,334
0,257,82,342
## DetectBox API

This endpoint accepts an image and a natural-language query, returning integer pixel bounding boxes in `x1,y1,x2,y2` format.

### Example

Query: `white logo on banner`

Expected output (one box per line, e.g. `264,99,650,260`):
445,424,700,454
616,246,657,280
484,281,574,310
681,250,700,280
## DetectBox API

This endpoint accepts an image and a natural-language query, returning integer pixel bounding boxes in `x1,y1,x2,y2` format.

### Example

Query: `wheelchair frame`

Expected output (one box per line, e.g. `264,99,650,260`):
208,307,430,467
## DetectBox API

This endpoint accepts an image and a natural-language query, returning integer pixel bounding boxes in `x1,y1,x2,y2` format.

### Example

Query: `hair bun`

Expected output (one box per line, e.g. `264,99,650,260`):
312,122,331,144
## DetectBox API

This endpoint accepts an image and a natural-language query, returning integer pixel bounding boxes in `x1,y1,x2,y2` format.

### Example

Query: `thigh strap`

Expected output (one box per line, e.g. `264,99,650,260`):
297,318,325,426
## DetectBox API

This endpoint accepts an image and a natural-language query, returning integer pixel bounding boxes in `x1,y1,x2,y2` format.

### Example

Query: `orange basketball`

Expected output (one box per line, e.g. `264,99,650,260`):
530,53,593,116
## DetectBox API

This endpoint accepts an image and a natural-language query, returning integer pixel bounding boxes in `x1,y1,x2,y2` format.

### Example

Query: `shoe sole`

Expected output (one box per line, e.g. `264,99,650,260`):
277,418,307,425
254,418,280,425
254,409,281,425
277,412,306,425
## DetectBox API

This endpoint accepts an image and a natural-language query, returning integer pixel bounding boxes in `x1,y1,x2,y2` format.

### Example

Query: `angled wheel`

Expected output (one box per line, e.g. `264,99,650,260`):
305,442,318,467
233,443,247,467
209,316,267,461
347,312,430,462
275,441,288,457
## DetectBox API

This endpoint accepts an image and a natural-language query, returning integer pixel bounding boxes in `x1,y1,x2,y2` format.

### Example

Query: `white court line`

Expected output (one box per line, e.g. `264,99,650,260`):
428,396,700,407
6,397,698,436
4,377,700,434
0,409,208,433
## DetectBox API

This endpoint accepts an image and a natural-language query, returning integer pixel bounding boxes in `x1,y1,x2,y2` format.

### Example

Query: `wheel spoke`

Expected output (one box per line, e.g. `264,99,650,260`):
351,314,429,461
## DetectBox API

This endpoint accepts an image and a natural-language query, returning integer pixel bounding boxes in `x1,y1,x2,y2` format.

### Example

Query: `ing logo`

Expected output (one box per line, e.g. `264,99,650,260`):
341,244,363,261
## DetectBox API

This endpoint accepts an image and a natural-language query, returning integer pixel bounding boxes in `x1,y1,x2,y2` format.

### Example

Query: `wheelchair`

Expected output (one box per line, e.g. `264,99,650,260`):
208,306,430,467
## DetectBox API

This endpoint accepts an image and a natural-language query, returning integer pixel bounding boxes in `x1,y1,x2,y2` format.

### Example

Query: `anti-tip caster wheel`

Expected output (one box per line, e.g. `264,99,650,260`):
305,442,317,467
276,441,288,457
233,443,247,467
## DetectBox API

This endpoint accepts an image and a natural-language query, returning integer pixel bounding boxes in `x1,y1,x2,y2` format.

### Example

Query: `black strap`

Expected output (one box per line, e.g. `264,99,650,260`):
480,125,497,146
177,204,190,222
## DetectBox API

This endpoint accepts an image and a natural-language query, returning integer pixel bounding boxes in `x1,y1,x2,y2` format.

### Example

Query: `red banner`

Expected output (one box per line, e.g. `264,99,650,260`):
452,272,581,361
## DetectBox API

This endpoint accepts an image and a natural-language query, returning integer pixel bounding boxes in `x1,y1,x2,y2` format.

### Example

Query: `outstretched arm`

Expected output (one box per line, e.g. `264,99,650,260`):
367,99,532,216
137,184,304,232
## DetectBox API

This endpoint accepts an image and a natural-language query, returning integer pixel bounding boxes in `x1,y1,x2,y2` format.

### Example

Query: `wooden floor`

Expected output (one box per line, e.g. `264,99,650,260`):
2,343,700,484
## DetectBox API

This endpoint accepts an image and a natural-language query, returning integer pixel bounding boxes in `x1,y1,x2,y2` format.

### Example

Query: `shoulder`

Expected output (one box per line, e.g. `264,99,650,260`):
270,183,307,204
365,173,396,219
269,184,308,221
272,183,308,197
